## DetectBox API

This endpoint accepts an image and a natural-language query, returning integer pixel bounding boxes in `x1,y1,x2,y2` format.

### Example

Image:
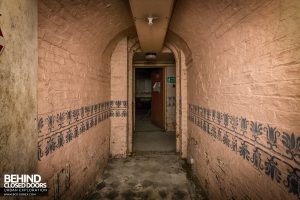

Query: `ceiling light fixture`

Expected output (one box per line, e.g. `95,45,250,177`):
147,17,154,25
145,53,157,60
147,16,159,26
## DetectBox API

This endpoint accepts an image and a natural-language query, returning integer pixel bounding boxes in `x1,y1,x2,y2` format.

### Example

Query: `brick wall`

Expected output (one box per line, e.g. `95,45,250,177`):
170,0,300,199
165,66,176,131
110,37,128,157
37,0,132,199
0,0,38,184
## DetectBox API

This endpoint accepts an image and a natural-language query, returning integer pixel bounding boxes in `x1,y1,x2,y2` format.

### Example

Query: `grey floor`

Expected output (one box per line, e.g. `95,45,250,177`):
133,109,176,152
87,153,206,200
85,110,207,200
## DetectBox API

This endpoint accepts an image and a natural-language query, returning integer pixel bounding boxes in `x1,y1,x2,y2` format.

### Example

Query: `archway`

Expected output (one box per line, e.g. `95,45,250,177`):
125,33,192,157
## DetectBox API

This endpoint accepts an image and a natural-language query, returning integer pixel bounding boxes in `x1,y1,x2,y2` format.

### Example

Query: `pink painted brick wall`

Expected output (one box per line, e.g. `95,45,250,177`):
170,0,300,199
37,0,132,199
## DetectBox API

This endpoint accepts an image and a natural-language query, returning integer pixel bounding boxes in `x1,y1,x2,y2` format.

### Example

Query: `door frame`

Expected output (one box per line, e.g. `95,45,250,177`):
127,42,188,157
133,67,166,131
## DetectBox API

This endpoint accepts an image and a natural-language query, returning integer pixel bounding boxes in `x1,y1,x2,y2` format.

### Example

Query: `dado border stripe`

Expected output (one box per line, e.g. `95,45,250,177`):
188,103,300,199
37,100,128,161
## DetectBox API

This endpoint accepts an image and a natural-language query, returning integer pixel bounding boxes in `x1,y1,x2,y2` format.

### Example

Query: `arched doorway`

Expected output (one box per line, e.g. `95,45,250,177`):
133,51,176,152
108,32,191,158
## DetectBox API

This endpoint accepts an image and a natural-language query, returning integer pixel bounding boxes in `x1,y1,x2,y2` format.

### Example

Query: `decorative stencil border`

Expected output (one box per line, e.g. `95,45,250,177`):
167,96,176,107
110,100,128,118
188,103,300,199
37,100,128,161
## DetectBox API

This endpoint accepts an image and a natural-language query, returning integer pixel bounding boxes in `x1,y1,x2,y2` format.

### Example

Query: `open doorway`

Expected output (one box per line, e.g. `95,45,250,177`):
127,45,189,157
133,65,176,152
135,68,164,132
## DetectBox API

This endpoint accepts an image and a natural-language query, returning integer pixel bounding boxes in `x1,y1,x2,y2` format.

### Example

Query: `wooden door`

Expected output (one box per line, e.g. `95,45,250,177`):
151,68,164,129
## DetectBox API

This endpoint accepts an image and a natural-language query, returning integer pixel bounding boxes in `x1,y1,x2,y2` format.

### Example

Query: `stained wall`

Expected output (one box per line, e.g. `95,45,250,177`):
165,66,176,131
0,0,38,185
37,0,132,199
110,37,128,157
169,0,300,199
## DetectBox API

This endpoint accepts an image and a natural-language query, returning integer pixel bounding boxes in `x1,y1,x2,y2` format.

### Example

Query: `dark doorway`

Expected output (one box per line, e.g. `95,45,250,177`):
133,68,175,152
135,68,162,131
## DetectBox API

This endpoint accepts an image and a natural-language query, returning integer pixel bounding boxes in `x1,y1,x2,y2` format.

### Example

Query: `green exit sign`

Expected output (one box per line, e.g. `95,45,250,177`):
167,77,176,84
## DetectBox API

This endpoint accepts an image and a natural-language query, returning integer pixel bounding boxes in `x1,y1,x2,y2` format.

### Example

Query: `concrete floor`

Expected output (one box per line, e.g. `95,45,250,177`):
133,109,176,152
85,110,207,200
86,153,206,200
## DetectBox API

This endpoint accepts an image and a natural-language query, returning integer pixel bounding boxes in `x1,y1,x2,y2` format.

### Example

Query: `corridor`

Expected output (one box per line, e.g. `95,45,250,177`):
0,0,299,200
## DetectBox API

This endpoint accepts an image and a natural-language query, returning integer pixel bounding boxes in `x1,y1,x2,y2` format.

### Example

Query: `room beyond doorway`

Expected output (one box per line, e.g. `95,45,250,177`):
133,67,176,152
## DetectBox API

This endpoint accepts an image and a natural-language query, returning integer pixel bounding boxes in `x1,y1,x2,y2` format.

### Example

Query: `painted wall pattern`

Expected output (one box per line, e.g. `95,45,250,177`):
188,103,300,199
166,96,176,131
167,96,176,107
110,100,128,118
37,100,128,161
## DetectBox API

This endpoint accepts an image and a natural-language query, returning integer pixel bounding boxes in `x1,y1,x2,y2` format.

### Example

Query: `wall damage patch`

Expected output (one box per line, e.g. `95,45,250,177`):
0,27,5,56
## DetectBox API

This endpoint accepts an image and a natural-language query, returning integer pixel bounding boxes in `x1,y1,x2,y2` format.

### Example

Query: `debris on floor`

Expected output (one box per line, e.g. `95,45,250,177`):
86,153,207,200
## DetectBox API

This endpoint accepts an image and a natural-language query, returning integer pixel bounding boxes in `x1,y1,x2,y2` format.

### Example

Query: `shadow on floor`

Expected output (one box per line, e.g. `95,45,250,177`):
133,109,176,152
